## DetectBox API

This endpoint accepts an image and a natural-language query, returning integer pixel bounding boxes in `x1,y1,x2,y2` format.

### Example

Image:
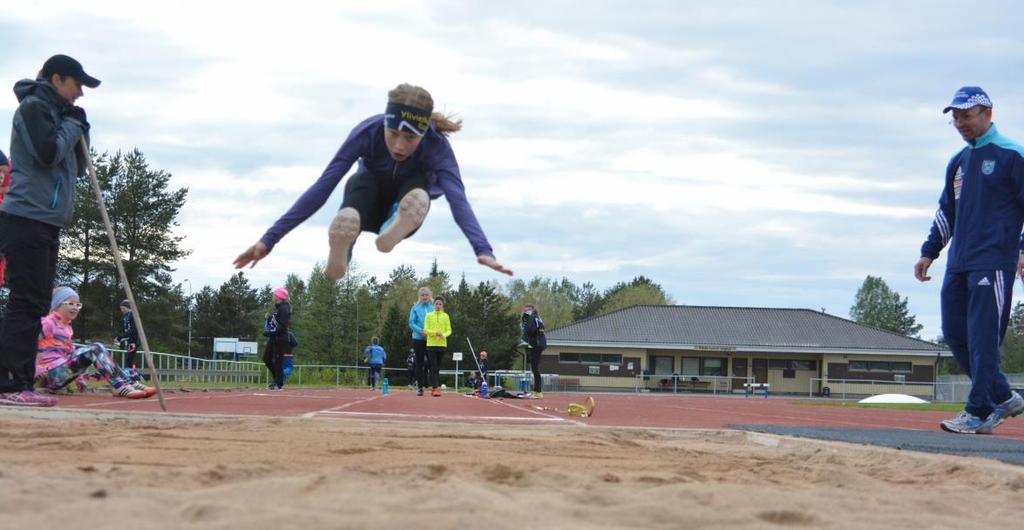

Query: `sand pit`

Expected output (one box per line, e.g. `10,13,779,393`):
2,408,1023,529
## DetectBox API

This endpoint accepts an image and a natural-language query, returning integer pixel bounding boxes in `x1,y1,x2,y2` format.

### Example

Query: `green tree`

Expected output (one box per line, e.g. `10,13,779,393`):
107,150,189,295
57,148,190,346
600,276,674,315
448,277,519,371
572,281,604,321
506,276,576,330
378,304,410,369
1001,303,1024,373
301,263,348,364
849,275,923,337
213,272,264,342
191,286,222,357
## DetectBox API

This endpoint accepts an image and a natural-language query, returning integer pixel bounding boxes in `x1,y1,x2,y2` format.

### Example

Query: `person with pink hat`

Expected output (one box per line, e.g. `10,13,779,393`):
262,287,292,390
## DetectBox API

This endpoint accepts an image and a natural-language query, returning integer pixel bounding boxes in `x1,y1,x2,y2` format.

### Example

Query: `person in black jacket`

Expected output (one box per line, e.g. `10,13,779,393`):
0,55,99,407
263,287,291,390
116,300,141,379
521,304,546,397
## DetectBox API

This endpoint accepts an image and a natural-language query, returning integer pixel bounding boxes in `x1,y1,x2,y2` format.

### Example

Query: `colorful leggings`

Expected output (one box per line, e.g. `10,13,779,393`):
36,343,131,390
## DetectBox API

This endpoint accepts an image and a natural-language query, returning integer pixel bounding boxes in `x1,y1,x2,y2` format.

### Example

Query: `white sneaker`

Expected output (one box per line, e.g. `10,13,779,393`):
326,208,360,280
375,189,429,253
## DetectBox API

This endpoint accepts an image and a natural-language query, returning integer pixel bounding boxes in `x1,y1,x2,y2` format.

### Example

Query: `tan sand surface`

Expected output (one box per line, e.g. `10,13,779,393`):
1,408,1022,529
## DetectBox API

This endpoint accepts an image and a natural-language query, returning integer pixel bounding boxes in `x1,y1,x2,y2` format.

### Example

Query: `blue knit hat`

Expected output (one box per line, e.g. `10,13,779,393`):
0,150,8,166
51,286,78,311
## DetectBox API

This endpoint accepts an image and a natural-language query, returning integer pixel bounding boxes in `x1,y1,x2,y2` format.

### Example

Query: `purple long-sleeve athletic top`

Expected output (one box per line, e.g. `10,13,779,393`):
259,114,494,257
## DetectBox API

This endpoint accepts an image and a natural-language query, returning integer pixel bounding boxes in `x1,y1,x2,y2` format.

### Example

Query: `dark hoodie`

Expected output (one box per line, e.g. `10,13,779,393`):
1,78,89,228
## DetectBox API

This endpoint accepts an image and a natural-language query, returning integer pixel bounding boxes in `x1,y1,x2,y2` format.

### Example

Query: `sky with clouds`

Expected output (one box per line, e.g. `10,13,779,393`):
2,1,1023,340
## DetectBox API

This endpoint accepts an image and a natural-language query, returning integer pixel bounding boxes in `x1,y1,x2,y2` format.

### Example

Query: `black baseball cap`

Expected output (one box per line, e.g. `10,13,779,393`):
40,54,101,88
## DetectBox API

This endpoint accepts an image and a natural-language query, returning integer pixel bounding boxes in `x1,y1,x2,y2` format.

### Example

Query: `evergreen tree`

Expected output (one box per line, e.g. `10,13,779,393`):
302,264,347,364
56,148,190,345
107,150,189,295
448,277,518,371
213,272,263,342
379,304,409,369
849,275,923,337
191,286,222,357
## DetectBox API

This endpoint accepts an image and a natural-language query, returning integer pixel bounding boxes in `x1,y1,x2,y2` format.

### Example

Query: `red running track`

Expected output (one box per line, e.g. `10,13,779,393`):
47,388,1024,440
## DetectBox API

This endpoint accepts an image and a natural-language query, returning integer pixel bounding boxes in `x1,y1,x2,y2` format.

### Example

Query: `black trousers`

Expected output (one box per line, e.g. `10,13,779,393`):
340,169,428,233
413,339,428,390
122,341,138,369
368,364,382,387
0,213,60,392
426,346,444,389
529,345,544,392
263,339,285,387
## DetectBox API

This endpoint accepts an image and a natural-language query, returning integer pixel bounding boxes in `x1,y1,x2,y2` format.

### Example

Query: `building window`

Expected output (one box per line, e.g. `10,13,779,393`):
559,352,624,365
700,358,725,376
792,360,815,371
681,357,700,376
602,354,623,364
891,362,912,373
652,356,674,375
848,360,913,373
768,360,817,371
868,361,890,372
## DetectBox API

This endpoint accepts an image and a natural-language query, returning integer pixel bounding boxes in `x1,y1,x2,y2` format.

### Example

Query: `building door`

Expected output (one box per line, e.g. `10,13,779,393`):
732,358,748,390
752,359,768,384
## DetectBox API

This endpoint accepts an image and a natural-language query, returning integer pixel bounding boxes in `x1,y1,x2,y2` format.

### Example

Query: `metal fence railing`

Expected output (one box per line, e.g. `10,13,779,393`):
100,348,1024,401
809,378,972,402
634,374,754,395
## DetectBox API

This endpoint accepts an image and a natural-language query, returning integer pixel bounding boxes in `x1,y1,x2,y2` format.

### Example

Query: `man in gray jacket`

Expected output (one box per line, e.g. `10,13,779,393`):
0,54,99,407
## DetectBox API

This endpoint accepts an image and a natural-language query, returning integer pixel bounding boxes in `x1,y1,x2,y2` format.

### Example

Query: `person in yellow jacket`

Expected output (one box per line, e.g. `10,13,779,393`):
423,296,451,397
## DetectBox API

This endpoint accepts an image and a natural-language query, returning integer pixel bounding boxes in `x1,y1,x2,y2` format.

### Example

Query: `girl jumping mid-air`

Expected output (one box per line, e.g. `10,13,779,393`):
233,83,512,279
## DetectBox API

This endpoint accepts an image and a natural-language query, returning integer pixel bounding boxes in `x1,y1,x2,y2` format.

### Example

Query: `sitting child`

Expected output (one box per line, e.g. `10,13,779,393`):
467,371,481,391
36,287,155,399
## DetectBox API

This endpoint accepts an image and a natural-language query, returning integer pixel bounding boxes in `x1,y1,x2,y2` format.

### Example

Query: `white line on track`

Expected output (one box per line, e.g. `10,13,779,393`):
314,410,565,422
302,394,381,418
486,397,588,427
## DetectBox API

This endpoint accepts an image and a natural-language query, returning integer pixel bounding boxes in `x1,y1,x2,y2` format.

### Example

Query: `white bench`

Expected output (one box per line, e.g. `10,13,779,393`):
743,383,770,398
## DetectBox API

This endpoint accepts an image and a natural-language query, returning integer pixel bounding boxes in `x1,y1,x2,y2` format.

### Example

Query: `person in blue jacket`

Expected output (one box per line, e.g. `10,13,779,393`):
916,86,1024,434
408,286,434,396
363,336,387,390
233,83,513,280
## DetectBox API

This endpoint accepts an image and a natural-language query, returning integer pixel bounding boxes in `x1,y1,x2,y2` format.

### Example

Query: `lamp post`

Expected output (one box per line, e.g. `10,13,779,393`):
184,279,193,371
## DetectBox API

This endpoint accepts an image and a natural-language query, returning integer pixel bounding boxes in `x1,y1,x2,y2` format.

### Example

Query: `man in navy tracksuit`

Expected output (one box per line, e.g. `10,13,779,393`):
916,86,1024,434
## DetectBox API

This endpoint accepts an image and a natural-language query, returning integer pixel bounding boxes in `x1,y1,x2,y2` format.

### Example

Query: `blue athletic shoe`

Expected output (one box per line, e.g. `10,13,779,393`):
940,411,986,434
978,391,1024,434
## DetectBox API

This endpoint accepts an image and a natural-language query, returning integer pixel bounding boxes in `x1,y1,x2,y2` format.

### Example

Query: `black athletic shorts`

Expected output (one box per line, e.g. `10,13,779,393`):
340,169,429,234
